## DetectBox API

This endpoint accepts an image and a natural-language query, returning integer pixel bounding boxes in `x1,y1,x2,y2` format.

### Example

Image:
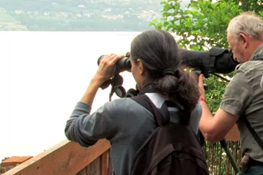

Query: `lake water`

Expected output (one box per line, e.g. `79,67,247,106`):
0,31,141,160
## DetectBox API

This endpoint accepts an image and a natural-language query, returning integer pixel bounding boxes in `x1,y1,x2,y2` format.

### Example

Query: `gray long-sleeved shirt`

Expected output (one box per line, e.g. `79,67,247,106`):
65,93,201,175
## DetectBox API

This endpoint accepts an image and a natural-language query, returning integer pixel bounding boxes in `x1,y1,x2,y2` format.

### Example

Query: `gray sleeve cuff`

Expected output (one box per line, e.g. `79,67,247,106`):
74,102,92,114
220,69,252,117
220,100,242,116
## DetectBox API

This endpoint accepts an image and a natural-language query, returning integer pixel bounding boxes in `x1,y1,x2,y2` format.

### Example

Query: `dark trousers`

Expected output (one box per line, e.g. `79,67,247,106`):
237,165,263,175
237,159,263,175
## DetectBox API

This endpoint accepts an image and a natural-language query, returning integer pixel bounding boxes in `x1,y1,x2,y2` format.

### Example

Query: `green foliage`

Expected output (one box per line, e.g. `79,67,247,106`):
150,0,242,49
150,0,263,112
238,0,263,12
204,75,228,112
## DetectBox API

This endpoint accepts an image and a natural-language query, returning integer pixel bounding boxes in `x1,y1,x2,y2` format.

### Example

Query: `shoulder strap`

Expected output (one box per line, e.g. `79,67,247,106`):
252,54,263,61
132,94,191,125
242,115,263,150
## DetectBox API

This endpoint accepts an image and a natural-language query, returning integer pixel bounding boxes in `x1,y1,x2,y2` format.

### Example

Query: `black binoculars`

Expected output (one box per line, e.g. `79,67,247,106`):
98,47,238,78
97,53,131,73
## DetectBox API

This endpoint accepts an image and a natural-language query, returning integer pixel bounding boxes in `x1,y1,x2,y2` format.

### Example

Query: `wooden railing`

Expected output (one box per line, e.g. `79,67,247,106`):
2,139,111,175
2,125,240,175
204,124,241,175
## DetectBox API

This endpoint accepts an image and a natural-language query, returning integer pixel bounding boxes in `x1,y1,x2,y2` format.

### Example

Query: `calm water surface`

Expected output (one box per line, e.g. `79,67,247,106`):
0,31,140,160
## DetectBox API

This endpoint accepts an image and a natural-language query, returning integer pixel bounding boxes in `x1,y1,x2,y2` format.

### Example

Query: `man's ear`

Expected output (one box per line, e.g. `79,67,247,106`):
239,33,249,48
136,59,144,75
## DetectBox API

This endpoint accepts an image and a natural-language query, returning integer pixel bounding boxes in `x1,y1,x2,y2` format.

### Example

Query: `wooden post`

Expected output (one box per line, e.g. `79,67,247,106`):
100,152,108,175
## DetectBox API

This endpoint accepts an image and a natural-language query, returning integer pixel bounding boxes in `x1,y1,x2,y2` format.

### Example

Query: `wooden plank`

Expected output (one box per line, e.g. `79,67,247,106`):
2,156,33,167
76,157,101,175
100,152,108,175
2,139,111,175
75,167,87,175
225,124,240,141
86,158,100,175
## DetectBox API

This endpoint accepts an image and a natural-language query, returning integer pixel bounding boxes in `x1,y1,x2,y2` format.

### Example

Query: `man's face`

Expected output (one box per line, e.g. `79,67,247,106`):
227,32,247,63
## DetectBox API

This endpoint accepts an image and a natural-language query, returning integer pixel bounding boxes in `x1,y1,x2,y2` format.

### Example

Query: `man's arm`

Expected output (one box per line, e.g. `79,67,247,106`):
199,100,239,143
198,74,239,143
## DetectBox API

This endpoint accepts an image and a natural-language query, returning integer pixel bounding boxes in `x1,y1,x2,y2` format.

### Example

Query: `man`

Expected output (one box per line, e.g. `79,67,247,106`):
198,12,263,175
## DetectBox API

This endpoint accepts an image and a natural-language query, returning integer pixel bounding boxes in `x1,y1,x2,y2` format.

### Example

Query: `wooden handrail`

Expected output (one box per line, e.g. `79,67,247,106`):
2,125,240,175
3,139,111,175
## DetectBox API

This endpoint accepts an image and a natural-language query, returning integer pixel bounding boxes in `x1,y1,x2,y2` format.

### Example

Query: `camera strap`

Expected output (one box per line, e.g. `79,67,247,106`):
252,54,263,61
108,67,124,101
242,114,263,151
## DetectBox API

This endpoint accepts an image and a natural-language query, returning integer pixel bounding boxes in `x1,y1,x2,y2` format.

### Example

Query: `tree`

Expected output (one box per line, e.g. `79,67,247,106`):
150,0,263,112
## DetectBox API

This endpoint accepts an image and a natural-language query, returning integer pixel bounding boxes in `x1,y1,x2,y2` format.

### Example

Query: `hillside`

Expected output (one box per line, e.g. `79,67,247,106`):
0,0,190,31
0,0,165,31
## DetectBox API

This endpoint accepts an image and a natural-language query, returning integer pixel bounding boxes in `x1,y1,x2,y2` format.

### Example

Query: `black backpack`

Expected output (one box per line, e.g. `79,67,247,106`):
131,94,209,175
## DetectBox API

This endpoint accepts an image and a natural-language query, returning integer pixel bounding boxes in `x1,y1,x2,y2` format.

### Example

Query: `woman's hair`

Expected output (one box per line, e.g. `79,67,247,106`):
130,30,199,113
227,11,263,42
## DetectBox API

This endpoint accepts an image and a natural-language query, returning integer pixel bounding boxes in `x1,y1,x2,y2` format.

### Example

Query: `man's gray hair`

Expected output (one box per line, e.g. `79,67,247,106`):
227,12,263,42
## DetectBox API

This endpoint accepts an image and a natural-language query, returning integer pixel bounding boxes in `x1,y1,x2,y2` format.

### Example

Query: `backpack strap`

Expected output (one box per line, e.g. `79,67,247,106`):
242,115,263,150
132,94,170,126
132,93,191,126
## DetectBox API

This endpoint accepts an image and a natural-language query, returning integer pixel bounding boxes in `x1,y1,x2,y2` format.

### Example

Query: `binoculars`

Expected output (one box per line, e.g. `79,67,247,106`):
98,47,238,78
97,48,238,99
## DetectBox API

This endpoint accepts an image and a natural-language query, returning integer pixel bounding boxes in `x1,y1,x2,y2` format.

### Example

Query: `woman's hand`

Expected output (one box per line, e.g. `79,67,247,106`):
80,53,125,105
198,74,206,99
93,54,125,84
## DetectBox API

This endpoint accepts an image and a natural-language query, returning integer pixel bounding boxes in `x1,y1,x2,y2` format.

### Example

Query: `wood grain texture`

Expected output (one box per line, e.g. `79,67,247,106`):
2,139,110,175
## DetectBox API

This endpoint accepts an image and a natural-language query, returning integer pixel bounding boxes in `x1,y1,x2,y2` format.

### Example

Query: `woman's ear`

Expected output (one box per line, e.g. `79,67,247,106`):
136,59,144,75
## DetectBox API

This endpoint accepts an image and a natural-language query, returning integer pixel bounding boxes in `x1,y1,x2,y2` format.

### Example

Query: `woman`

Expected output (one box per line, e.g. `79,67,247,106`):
65,30,201,175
